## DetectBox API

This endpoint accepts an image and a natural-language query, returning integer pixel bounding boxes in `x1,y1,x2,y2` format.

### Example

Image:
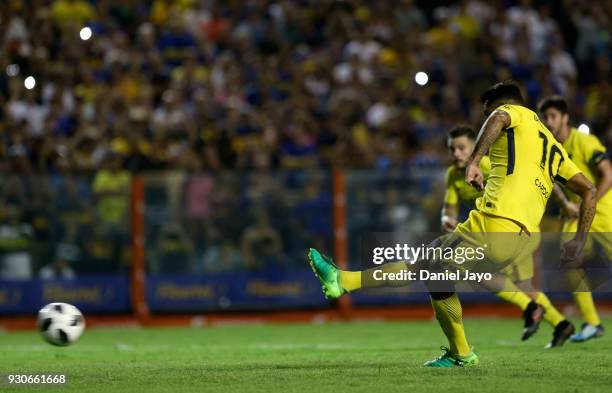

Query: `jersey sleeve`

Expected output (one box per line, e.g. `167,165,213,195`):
556,152,582,185
584,135,609,167
496,104,523,129
444,168,459,205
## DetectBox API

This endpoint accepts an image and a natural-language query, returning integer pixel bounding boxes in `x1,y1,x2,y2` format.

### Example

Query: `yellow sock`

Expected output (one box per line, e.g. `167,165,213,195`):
352,261,409,290
431,294,471,356
339,271,361,292
496,291,532,311
535,292,565,327
573,292,601,325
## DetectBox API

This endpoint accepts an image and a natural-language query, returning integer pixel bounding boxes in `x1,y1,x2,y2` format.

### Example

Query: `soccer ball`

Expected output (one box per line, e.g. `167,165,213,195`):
37,303,85,346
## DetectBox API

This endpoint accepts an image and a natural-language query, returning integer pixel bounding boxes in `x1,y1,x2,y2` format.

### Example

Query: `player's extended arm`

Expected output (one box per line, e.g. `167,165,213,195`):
552,184,579,219
594,158,612,202
440,203,458,233
465,110,510,190
561,173,597,263
552,183,568,204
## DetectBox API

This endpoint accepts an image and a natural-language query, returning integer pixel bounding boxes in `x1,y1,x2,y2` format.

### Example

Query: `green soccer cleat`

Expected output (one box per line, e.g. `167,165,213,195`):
424,347,479,367
307,248,344,299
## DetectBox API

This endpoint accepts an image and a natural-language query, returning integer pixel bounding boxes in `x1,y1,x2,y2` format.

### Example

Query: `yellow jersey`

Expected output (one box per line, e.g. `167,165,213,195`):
562,127,612,214
444,156,491,206
475,104,581,233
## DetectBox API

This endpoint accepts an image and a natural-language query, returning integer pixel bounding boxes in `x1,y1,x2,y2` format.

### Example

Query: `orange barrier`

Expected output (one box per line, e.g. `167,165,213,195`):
332,169,352,316
130,175,149,324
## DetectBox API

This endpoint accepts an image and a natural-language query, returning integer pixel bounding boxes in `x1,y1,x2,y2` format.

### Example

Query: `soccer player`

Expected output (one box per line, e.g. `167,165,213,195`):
539,96,611,342
441,126,490,233
443,125,575,347
306,81,598,367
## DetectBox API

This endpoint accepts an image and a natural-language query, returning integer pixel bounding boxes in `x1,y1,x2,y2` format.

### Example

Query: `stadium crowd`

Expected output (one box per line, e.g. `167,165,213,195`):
0,0,610,173
0,0,610,278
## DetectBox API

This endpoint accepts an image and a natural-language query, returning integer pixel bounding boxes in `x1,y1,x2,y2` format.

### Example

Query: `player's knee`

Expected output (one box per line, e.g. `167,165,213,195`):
515,279,535,293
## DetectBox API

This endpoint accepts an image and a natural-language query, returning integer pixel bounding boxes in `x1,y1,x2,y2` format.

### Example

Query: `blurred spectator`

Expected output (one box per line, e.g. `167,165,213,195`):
291,180,332,249
51,0,95,28
92,153,131,227
155,222,194,274
333,54,374,85
549,37,578,96
240,209,284,270
81,224,126,274
201,238,242,273
0,0,608,175
39,243,78,280
0,204,33,279
344,28,382,64
185,174,215,220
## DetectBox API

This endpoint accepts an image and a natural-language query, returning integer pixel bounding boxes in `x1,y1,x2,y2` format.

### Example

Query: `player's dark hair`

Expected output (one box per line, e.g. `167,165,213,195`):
448,126,476,140
537,95,569,114
480,81,524,106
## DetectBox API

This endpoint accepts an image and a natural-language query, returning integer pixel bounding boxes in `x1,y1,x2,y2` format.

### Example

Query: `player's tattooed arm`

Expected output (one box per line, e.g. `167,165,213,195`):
471,110,510,164
594,158,612,202
465,110,510,190
562,173,597,264
565,173,597,235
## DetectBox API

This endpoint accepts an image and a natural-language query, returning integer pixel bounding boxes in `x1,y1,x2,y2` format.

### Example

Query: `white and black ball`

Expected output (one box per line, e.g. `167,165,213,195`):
37,303,85,346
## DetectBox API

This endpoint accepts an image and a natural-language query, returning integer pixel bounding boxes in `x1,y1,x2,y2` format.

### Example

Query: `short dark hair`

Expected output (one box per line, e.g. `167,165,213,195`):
537,95,569,114
480,81,524,106
448,126,476,140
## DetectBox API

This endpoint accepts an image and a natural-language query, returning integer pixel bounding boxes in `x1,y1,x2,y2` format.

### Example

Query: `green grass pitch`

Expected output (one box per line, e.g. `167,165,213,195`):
1,317,610,392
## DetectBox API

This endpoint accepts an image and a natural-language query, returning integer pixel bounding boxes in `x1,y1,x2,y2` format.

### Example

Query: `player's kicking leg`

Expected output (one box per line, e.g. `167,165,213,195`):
307,248,480,367
307,206,558,367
